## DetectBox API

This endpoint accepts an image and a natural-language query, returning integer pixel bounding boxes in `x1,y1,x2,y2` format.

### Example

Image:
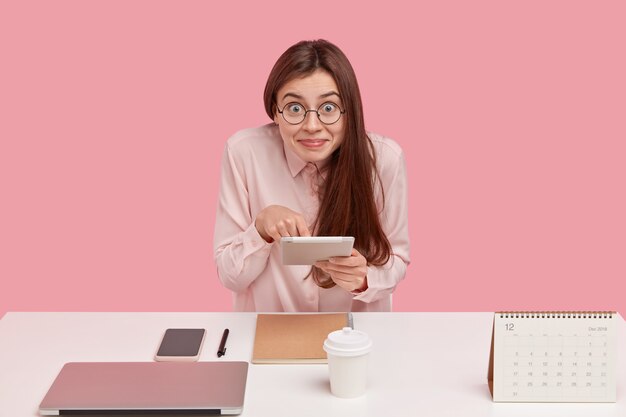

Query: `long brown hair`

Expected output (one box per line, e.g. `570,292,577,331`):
264,39,391,288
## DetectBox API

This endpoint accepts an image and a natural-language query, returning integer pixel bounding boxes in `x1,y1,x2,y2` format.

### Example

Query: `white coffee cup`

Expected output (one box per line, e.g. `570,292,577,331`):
323,327,372,398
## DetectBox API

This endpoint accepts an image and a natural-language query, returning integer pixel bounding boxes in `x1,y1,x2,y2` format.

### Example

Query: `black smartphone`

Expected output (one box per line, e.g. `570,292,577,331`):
154,328,206,361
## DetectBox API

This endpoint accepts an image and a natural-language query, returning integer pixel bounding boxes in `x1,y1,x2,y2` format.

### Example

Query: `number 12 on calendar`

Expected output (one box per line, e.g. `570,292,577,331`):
487,311,616,402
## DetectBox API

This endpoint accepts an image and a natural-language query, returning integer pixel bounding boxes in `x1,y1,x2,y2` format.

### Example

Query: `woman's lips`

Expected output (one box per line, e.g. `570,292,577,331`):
298,139,328,148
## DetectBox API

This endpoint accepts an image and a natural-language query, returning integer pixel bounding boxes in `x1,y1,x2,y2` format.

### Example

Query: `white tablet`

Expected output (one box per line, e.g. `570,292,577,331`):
280,236,355,265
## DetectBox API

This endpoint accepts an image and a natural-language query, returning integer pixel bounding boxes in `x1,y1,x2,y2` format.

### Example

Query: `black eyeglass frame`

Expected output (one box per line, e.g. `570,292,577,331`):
276,101,345,125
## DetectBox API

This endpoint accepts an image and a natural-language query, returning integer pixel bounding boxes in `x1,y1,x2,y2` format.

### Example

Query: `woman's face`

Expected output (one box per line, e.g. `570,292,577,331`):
274,69,345,164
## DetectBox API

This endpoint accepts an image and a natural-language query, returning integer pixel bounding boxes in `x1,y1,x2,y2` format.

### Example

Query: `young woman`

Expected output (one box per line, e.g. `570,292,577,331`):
214,39,409,312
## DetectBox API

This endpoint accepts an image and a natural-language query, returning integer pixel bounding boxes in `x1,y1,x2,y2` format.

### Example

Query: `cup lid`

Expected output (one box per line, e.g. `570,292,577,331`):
323,327,372,357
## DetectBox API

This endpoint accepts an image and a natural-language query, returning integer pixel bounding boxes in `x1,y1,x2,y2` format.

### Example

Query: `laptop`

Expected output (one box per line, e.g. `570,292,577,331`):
39,361,249,416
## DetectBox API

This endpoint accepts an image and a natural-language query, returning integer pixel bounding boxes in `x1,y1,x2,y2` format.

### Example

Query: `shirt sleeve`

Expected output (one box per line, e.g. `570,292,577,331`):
353,145,410,303
213,142,273,293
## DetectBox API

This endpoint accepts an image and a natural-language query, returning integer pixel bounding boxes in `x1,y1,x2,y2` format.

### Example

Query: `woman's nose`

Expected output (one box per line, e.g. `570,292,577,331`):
301,110,322,131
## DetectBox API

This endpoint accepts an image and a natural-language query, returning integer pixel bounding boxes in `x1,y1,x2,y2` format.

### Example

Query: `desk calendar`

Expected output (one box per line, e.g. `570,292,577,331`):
488,311,616,402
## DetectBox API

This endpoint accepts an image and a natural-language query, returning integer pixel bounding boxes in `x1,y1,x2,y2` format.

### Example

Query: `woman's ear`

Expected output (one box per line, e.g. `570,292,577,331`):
273,105,279,125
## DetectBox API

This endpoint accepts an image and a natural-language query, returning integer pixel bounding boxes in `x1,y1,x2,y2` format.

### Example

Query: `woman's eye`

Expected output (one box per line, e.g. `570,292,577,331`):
287,104,303,113
321,103,337,113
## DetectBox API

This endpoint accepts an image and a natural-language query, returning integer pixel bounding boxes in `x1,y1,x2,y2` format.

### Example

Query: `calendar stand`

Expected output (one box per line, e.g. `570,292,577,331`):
488,311,616,402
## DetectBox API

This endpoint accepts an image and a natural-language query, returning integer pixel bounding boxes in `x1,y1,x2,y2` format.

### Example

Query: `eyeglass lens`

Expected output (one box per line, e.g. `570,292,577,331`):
280,102,342,125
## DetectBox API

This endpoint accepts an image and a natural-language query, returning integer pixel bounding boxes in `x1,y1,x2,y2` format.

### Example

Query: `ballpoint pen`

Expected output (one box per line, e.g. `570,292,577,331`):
217,328,229,357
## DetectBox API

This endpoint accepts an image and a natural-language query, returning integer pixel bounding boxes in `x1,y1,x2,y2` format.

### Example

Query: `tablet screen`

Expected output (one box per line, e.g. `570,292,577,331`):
280,236,354,265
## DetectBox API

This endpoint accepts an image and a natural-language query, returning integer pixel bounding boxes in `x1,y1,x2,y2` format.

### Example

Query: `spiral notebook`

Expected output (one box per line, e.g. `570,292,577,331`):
488,311,617,402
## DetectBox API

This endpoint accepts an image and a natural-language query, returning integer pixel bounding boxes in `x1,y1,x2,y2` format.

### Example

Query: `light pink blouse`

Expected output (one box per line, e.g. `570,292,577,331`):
214,124,410,312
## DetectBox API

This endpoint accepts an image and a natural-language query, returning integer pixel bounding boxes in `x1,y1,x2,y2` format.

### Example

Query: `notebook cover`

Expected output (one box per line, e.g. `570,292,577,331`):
252,313,348,364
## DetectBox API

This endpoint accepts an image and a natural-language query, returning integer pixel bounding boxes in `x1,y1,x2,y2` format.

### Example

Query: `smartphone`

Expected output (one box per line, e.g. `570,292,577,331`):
154,328,206,362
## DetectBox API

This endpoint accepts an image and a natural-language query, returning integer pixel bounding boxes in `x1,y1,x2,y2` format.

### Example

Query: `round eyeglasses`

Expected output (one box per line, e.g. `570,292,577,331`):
277,102,345,125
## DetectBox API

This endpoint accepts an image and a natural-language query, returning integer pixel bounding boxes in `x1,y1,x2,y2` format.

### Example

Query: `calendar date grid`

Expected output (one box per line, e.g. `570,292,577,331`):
501,333,609,398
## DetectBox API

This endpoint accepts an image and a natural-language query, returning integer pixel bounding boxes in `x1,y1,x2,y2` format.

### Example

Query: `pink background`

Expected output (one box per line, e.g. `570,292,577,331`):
1,1,625,318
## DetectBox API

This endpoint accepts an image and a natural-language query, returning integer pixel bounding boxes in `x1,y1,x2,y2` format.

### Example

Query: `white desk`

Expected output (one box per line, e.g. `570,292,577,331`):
0,312,623,417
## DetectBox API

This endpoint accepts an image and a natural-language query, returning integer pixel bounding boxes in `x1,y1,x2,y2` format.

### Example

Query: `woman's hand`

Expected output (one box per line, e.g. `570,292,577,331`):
315,248,368,293
255,205,311,243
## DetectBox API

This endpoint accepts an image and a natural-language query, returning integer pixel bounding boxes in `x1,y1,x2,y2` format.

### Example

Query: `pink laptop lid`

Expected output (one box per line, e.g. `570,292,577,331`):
39,361,248,415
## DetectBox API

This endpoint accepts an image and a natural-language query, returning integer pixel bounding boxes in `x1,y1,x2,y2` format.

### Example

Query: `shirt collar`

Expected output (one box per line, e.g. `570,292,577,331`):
284,141,308,178
283,140,331,178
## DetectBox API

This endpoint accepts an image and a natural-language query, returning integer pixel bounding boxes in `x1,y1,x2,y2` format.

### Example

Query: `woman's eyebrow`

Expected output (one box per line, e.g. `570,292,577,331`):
281,91,341,101
319,91,340,99
282,92,304,101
